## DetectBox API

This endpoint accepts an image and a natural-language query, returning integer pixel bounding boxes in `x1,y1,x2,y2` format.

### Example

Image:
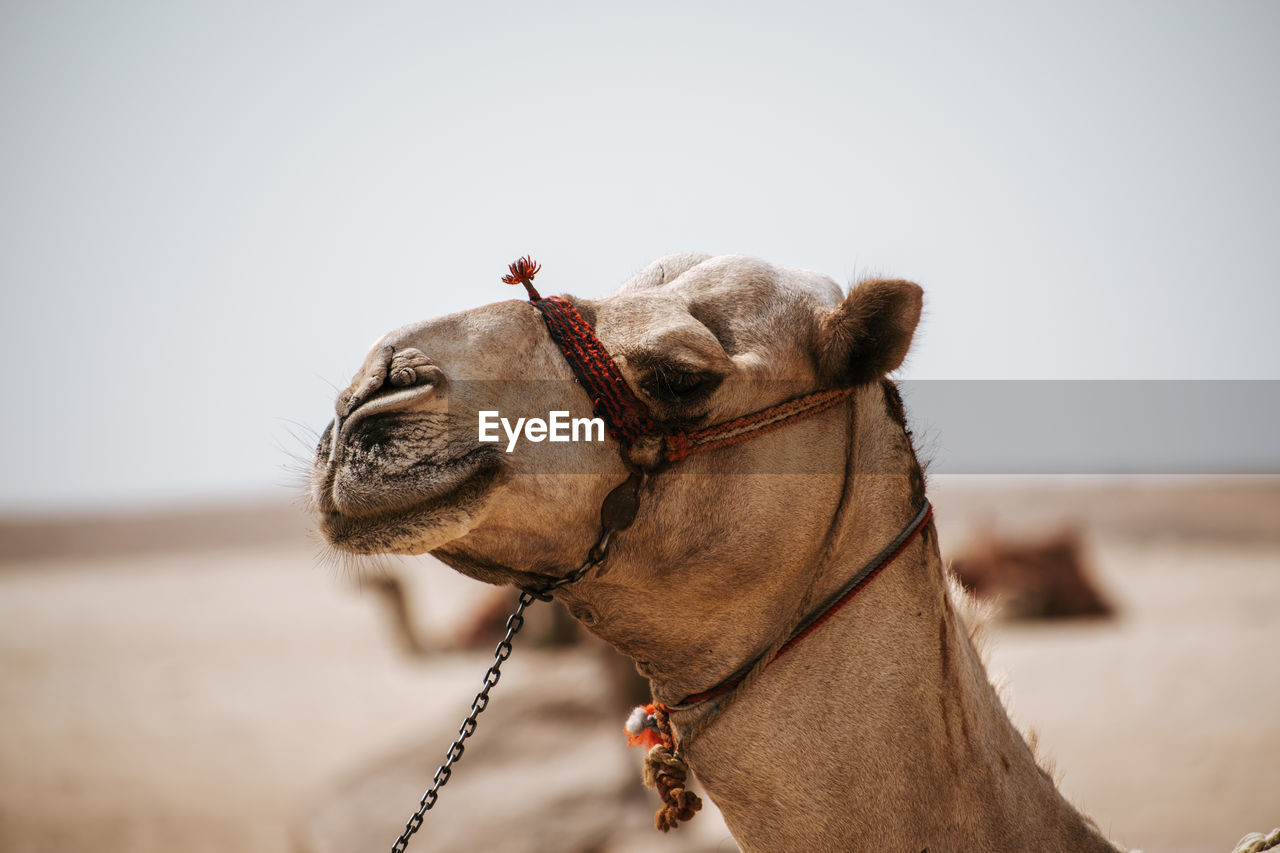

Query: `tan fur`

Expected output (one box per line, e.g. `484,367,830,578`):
310,254,1121,852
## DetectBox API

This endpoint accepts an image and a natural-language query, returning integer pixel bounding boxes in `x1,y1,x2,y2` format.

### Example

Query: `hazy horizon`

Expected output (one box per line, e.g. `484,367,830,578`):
3,1,1277,511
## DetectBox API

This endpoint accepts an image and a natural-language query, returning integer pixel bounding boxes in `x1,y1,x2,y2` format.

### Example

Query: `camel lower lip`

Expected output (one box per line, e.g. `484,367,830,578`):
323,441,501,518
319,461,504,554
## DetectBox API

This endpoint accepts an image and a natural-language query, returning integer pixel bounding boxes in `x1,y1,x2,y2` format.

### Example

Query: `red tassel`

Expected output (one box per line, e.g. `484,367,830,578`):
501,255,542,300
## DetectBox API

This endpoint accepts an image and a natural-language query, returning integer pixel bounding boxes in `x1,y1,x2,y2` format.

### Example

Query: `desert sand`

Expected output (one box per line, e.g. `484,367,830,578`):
0,476,1276,852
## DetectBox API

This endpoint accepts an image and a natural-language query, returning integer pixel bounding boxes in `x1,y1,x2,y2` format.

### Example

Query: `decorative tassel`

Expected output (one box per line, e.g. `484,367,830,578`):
624,704,665,749
501,255,542,300
626,704,702,831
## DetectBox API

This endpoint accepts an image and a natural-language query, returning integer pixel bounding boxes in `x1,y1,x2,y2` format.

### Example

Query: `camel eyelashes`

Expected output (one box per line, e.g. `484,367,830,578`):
643,366,723,405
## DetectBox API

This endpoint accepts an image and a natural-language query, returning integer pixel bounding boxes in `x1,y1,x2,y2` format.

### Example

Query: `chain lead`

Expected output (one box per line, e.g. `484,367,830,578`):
387,473,638,851
388,590,536,853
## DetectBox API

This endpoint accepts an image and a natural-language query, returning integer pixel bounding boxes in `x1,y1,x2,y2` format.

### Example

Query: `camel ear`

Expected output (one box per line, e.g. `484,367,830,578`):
815,278,923,386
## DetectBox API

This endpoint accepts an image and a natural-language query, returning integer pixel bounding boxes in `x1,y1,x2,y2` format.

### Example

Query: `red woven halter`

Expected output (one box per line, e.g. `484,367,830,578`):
503,255,855,460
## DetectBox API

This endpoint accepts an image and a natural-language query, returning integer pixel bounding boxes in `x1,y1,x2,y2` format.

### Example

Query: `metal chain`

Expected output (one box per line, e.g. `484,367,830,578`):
388,589,536,853
386,528,617,851
386,470,642,851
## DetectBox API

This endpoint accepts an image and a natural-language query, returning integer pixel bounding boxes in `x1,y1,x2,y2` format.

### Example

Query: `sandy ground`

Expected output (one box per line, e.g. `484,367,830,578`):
0,478,1277,852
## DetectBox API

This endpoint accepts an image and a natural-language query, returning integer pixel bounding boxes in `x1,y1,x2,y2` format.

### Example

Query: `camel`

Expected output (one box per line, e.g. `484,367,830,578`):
310,253,1274,852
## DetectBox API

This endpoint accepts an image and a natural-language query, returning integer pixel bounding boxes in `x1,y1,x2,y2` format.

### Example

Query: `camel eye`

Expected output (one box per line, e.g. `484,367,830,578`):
644,367,723,405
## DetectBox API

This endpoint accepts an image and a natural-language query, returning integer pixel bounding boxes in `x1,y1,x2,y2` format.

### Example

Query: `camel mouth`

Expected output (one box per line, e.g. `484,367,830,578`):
312,413,508,554
317,455,506,554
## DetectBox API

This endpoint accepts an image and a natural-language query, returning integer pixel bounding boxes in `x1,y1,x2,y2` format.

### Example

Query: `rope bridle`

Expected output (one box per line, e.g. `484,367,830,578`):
387,257,930,850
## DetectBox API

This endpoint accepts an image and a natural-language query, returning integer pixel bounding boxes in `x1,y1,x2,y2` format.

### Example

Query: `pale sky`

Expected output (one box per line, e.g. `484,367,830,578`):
2,1,1277,511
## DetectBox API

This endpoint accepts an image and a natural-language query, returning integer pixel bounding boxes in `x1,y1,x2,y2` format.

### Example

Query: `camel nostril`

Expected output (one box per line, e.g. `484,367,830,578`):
337,346,445,419
337,345,395,418
331,349,447,446
389,348,435,388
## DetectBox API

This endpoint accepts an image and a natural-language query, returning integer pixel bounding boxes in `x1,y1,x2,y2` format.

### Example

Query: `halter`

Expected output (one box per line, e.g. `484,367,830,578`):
388,257,931,851
507,254,860,472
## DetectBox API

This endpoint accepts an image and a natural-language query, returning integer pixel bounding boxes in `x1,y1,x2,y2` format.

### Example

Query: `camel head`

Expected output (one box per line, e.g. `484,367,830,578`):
311,253,922,682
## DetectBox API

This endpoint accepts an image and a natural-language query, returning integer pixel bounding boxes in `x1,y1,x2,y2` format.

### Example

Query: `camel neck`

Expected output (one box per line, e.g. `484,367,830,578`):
664,498,934,712
649,381,1118,852
673,509,1117,853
